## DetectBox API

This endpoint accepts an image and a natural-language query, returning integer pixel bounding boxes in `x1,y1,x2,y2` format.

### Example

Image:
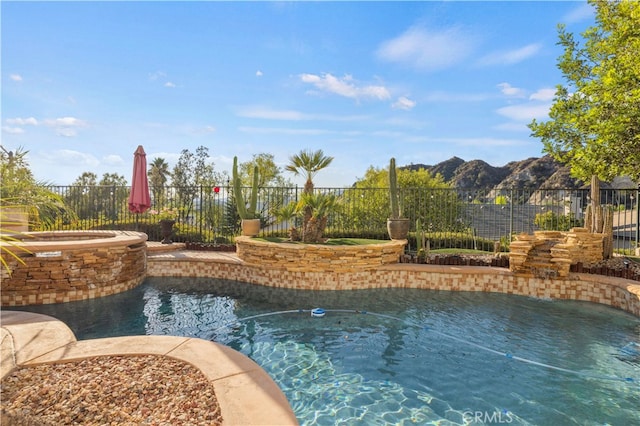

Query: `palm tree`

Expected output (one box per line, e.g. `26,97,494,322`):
285,149,334,194
148,157,170,205
284,149,335,242
296,192,339,243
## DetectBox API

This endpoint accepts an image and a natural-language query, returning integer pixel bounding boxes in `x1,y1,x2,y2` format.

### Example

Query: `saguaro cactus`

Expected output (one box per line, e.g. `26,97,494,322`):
389,157,401,219
232,156,259,220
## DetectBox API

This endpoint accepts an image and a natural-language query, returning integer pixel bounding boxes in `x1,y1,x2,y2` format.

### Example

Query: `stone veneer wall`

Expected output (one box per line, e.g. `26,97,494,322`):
1,231,147,306
235,237,407,272
510,229,605,278
147,257,640,317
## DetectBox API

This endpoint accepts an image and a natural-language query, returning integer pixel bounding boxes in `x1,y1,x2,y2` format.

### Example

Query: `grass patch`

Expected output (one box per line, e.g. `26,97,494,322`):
254,237,389,245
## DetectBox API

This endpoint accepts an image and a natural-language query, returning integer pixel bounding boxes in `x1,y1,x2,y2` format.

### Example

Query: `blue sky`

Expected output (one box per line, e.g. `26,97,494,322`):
2,1,595,187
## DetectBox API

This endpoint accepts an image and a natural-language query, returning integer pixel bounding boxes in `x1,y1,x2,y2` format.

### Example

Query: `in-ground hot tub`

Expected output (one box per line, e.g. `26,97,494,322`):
0,231,147,306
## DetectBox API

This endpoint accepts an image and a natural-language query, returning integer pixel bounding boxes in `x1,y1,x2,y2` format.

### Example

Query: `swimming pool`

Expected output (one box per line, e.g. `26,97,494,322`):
16,277,640,425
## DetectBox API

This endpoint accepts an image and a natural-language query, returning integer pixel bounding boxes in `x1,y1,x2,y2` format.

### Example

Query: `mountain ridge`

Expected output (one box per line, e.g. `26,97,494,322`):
402,155,635,190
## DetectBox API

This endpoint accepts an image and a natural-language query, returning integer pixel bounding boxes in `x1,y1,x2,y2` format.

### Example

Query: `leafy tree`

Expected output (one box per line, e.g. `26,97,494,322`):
239,153,292,187
97,173,128,221
171,146,227,229
66,172,98,220
495,195,508,205
534,210,583,231
64,172,127,221
237,153,294,228
529,0,640,182
338,165,463,236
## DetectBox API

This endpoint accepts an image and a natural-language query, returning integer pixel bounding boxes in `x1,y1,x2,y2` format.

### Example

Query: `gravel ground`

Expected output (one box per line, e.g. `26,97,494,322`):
590,255,640,275
1,354,223,426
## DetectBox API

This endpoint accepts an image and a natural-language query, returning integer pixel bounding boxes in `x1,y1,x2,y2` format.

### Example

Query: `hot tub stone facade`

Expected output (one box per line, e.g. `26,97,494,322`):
1,231,147,306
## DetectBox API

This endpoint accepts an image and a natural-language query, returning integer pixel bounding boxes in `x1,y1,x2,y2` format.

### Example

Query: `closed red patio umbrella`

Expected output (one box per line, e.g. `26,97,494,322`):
128,145,151,214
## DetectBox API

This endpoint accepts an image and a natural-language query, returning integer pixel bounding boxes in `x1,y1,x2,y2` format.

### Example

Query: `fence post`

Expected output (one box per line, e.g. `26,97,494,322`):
509,188,514,238
636,183,640,255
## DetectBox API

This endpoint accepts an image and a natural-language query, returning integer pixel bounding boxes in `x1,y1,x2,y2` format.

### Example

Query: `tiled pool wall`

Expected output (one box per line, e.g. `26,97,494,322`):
1,231,147,306
1,231,638,317
147,257,640,317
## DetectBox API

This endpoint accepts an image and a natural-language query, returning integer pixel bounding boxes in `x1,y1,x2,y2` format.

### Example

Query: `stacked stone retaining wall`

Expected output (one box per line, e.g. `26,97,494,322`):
235,237,407,272
510,228,605,278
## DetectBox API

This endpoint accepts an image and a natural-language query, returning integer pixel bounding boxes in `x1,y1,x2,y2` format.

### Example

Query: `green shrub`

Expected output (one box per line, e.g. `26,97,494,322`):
534,211,582,231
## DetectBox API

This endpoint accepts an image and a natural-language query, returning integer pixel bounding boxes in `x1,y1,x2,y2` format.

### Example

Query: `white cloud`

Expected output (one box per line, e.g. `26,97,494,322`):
6,117,38,126
43,117,87,127
102,155,124,166
423,91,491,103
164,81,176,88
256,70,263,77
54,150,100,167
2,126,25,134
496,103,551,122
392,96,416,111
563,3,594,24
238,126,331,136
238,106,307,120
10,74,23,82
478,43,542,66
43,117,88,137
497,82,526,98
300,73,390,101
236,105,368,122
148,71,166,81
529,88,556,102
376,25,475,71
55,128,79,137
433,137,526,147
493,122,531,132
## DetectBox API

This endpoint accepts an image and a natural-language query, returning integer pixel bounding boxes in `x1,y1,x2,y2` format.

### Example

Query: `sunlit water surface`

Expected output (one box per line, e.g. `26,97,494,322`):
14,277,640,425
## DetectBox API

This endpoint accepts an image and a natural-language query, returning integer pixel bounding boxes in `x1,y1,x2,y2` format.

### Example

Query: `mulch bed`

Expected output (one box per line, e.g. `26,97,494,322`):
184,242,237,252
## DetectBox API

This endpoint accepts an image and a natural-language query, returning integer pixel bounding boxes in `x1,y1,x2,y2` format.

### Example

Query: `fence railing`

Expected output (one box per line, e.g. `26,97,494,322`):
44,185,640,252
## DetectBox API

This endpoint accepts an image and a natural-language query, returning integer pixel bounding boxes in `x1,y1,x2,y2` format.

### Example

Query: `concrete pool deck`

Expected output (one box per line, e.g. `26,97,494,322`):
1,310,297,425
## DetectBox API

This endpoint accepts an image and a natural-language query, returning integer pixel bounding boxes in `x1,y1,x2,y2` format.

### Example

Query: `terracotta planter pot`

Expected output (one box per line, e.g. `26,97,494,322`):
241,219,261,237
387,218,410,240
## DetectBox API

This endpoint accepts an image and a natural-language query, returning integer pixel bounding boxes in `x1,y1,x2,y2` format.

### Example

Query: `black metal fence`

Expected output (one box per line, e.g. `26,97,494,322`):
45,185,639,252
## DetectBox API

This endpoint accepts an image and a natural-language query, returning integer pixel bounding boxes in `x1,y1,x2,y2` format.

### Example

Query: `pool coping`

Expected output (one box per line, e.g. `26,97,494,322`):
0,230,147,251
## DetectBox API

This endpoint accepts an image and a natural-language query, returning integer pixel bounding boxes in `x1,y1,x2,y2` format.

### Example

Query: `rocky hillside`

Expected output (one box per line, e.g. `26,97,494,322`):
403,155,585,190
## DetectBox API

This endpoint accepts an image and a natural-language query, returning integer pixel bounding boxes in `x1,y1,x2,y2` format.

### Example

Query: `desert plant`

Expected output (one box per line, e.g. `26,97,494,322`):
295,192,340,243
273,202,300,241
388,157,402,219
232,156,259,220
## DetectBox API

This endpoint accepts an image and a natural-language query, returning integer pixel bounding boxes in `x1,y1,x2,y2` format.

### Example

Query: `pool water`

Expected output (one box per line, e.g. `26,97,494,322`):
15,277,640,425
